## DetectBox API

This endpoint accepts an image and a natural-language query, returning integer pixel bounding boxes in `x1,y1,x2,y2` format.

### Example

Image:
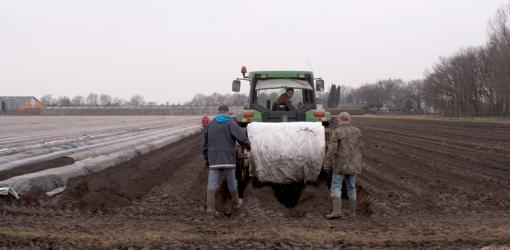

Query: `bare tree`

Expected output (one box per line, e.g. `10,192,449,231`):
130,95,145,106
337,85,353,104
349,79,416,112
86,93,99,106
56,96,71,107
110,97,126,106
71,95,84,106
99,94,112,106
40,94,55,106
488,4,510,113
353,82,386,110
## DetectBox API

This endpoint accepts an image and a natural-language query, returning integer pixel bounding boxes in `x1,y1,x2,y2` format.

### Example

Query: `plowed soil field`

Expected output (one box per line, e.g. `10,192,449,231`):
1,116,510,249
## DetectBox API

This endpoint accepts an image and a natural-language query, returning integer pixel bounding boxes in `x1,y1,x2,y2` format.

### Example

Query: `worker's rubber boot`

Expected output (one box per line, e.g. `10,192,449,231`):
325,198,343,219
346,199,357,218
230,191,243,210
206,189,216,214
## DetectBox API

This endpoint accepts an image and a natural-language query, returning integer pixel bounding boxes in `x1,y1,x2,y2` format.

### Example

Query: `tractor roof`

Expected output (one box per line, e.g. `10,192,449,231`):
248,70,313,79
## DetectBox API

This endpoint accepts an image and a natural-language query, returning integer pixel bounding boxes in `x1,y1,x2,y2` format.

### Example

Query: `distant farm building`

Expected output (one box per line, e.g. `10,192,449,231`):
0,96,44,112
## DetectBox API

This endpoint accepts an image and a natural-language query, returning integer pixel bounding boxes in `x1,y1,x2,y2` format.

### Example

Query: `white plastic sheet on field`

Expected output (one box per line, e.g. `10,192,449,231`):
0,187,19,199
0,123,192,173
0,124,201,198
247,122,325,184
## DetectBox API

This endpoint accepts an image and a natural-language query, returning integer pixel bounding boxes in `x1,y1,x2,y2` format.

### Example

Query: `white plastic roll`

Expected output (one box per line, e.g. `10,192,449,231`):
247,122,325,184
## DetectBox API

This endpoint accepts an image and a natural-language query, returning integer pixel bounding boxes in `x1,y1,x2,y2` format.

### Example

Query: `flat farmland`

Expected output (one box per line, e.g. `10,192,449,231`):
0,116,201,148
0,116,201,196
0,116,509,249
356,117,510,214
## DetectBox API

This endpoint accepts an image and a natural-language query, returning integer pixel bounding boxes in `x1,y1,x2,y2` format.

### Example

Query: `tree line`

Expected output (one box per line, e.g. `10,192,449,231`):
40,92,249,107
324,80,422,111
421,5,510,116
184,93,248,106
40,93,148,107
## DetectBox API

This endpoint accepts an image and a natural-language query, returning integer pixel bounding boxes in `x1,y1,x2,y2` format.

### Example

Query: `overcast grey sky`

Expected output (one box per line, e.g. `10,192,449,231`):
1,0,508,104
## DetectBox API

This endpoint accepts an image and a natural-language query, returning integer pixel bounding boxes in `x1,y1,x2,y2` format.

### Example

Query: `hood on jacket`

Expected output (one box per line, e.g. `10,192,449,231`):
214,114,231,124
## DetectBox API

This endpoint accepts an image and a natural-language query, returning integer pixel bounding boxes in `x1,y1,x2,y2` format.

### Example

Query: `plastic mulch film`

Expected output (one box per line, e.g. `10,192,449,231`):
247,122,325,184
0,125,200,197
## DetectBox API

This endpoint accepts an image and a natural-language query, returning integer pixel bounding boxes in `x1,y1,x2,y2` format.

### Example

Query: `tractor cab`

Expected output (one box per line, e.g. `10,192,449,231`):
256,79,309,111
232,67,330,124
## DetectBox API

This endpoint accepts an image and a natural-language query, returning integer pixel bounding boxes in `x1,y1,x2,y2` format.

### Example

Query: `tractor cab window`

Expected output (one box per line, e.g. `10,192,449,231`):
256,88,304,110
254,79,314,110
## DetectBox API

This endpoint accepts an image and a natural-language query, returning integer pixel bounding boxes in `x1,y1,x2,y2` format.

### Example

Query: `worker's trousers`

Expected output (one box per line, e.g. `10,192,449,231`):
330,173,356,200
207,168,237,192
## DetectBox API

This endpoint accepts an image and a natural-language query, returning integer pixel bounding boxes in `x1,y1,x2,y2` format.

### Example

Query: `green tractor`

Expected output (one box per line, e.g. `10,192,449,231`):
231,66,332,197
232,66,331,124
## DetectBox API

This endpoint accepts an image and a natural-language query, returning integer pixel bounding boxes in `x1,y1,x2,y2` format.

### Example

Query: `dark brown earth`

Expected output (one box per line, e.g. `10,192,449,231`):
1,117,510,249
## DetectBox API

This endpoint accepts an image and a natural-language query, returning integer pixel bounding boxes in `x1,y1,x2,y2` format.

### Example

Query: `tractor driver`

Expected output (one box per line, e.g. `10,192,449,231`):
274,88,296,111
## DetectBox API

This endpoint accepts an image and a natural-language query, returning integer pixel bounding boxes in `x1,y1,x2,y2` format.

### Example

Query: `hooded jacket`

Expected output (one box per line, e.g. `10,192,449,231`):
202,114,250,169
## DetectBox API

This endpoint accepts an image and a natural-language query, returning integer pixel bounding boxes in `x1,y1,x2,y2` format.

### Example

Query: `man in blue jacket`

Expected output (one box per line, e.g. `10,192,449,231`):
202,105,250,214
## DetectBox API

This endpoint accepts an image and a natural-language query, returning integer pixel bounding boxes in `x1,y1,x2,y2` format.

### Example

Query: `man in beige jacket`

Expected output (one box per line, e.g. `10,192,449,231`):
324,112,364,219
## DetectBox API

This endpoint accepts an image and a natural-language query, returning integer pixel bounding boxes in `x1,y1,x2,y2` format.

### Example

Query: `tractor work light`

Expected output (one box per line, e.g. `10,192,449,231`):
297,74,306,79
258,74,268,79
243,111,254,118
313,111,325,118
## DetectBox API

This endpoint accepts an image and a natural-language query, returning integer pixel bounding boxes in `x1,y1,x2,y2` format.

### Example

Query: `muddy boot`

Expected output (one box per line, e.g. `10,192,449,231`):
230,191,243,209
346,199,356,218
206,189,216,214
325,198,343,219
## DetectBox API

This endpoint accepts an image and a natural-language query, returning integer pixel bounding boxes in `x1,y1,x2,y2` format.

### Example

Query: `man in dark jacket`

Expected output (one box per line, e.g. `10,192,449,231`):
202,105,250,214
273,88,295,111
